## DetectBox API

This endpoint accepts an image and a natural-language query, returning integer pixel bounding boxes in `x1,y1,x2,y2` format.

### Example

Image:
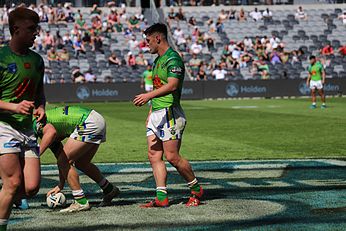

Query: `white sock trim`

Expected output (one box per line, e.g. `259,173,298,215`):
187,178,198,187
0,219,8,225
72,189,85,197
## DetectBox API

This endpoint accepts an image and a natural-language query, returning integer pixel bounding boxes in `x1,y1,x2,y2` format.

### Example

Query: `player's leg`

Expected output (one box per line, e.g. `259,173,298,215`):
163,139,203,207
0,154,22,230
317,88,326,108
310,88,317,108
73,143,119,206
141,134,169,208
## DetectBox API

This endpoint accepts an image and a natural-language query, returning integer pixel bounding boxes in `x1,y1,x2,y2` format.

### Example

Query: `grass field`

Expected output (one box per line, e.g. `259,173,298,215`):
41,97,346,164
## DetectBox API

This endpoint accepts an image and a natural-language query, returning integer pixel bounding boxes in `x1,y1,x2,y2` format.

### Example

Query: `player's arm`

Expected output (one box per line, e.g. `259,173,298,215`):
34,59,46,122
306,71,311,86
321,67,326,85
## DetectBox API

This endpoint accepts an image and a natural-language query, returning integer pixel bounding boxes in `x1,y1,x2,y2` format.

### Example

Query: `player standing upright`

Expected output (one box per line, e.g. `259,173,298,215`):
141,64,153,93
0,8,45,230
133,23,203,208
306,55,326,109
34,106,120,212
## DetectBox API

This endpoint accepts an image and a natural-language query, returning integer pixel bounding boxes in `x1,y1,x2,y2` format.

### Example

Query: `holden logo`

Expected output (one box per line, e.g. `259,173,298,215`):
298,81,310,95
76,86,90,100
226,82,239,97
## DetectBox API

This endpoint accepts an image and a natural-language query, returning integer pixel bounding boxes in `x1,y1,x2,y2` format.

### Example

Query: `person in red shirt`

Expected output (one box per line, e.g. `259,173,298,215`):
338,45,346,56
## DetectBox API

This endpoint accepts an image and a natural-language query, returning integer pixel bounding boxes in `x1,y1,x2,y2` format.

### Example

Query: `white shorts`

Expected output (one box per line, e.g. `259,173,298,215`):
0,122,40,158
70,110,106,144
145,85,153,92
147,106,187,141
309,80,323,90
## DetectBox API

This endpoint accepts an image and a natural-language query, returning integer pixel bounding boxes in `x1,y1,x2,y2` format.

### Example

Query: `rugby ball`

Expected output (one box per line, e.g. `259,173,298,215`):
46,192,66,208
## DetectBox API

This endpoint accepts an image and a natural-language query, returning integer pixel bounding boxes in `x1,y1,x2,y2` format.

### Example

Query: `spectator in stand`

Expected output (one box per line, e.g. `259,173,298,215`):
207,19,216,33
228,40,237,52
338,11,346,25
128,36,139,53
128,15,140,31
216,17,224,33
56,3,66,23
44,30,55,50
73,35,86,58
115,21,124,33
90,4,102,16
63,32,73,46
212,65,228,80
218,9,228,22
188,16,197,27
206,37,215,51
104,22,115,38
55,31,64,49
196,63,207,81
65,6,75,23
135,52,148,66
38,4,48,22
175,7,186,21
262,8,273,21
270,49,282,65
75,14,88,30
253,56,270,79
47,47,58,61
167,7,176,22
108,52,122,65
85,69,97,83
72,67,85,83
34,28,44,52
338,44,346,56
239,51,253,68
58,48,70,61
93,34,104,54
127,52,137,69
91,16,103,34
228,9,236,20
189,54,201,76
206,57,217,75
48,5,55,24
291,50,300,64
108,10,118,25
173,27,184,40
82,31,92,48
321,44,333,56
190,41,203,55
295,6,308,20
243,36,253,51
237,8,247,22
0,5,9,25
139,38,150,53
250,8,262,22
269,35,280,49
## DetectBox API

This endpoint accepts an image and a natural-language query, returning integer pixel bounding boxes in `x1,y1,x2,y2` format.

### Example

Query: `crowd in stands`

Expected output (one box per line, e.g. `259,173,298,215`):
1,3,346,83
168,6,346,80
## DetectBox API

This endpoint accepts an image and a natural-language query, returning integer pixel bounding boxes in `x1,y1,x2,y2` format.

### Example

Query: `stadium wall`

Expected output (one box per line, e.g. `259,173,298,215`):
45,78,345,102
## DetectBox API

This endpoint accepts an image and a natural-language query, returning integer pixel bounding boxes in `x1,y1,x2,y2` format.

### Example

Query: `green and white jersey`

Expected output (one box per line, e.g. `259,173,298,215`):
142,69,153,86
34,106,92,138
308,61,323,81
151,47,185,111
0,46,44,131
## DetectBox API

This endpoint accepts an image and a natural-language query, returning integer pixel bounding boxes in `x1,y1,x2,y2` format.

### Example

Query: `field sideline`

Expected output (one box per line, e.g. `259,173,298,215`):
40,97,346,164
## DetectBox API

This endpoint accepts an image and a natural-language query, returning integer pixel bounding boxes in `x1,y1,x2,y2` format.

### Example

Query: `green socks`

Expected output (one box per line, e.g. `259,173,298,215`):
156,187,168,201
72,189,88,205
188,178,201,193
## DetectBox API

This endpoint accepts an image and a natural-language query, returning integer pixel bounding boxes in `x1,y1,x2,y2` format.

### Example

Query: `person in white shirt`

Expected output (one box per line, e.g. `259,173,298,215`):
262,8,272,20
295,6,307,20
250,8,262,22
243,36,253,51
173,27,184,40
190,41,203,55
212,65,228,80
128,36,139,53
338,11,346,25
269,35,280,49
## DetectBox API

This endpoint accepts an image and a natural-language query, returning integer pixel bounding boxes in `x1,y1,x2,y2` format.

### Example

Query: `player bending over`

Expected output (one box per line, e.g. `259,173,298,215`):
34,106,119,212
306,55,326,109
133,23,203,208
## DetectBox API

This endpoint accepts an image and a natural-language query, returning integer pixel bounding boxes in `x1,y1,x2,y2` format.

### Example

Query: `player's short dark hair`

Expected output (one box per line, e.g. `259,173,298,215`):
309,55,316,60
144,23,168,39
9,7,40,35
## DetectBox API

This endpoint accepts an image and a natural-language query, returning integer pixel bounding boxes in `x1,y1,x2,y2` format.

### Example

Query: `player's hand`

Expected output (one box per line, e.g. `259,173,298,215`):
33,107,45,122
14,100,35,115
46,185,61,197
133,93,151,107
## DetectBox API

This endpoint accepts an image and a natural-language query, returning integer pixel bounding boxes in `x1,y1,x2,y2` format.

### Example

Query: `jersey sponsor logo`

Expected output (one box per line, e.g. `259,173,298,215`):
24,63,31,69
153,75,163,89
7,63,17,73
169,127,176,135
3,141,21,148
169,66,182,75
311,70,317,75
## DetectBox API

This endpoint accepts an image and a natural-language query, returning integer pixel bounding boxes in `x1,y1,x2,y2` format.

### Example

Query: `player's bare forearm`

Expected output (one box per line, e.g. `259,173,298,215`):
322,71,326,84
0,100,34,115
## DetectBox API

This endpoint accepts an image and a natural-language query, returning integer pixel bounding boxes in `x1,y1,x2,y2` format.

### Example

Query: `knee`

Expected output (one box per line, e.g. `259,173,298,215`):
148,150,162,163
3,177,22,195
165,152,181,167
25,185,40,198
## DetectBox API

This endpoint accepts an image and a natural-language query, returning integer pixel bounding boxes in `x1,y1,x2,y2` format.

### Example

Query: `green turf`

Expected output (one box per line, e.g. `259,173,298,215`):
40,97,346,164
